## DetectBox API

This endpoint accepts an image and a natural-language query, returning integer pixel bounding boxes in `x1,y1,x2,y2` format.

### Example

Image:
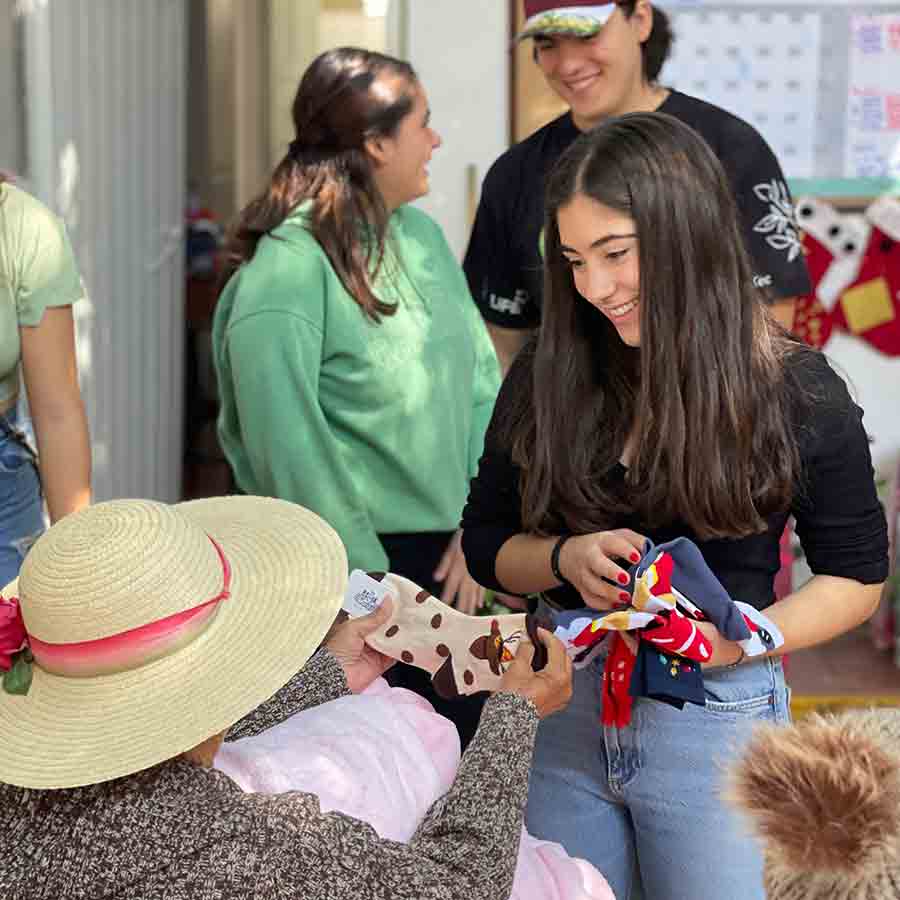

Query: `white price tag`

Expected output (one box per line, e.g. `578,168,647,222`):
343,569,392,618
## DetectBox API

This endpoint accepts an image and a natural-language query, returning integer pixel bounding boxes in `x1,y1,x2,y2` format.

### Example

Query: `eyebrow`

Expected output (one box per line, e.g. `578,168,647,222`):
560,233,637,252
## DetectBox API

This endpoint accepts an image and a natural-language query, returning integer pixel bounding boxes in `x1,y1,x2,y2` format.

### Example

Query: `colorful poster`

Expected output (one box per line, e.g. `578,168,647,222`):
846,15,900,179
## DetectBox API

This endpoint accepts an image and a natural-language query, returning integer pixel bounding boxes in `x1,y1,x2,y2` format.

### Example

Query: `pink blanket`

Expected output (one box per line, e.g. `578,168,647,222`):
216,679,614,900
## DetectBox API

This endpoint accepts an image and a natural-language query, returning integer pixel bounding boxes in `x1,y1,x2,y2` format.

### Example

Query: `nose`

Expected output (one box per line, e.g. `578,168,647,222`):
555,40,587,76
431,129,442,150
582,265,616,305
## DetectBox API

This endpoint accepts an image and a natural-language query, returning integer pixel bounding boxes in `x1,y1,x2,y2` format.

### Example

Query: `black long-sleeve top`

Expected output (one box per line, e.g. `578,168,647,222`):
462,345,889,612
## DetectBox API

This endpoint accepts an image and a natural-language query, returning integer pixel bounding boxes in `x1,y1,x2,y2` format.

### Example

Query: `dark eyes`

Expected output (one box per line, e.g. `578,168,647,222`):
562,248,629,269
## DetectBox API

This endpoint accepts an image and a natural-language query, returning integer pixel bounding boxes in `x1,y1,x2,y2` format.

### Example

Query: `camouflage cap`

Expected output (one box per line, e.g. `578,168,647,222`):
518,2,617,41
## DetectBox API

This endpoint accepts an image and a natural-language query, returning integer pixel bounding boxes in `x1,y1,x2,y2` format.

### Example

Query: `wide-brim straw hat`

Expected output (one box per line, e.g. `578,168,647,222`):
0,496,347,789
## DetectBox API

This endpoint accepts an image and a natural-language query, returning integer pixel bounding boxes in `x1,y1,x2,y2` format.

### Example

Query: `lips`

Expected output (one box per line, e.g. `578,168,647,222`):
601,298,638,320
562,72,602,93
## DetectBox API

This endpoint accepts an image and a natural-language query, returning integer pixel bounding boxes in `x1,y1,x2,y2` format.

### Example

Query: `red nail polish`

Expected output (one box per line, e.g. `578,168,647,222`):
619,591,630,603
617,573,629,585
630,552,640,563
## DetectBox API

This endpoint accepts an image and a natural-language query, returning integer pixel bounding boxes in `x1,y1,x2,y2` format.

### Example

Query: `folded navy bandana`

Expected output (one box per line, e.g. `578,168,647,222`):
630,644,705,712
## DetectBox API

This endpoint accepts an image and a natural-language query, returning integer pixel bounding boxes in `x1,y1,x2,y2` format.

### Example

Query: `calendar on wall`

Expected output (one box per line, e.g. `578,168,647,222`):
848,14,900,179
661,3,900,188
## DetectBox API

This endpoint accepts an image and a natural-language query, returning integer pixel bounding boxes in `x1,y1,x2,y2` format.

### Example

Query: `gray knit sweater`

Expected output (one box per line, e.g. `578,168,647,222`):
0,650,539,899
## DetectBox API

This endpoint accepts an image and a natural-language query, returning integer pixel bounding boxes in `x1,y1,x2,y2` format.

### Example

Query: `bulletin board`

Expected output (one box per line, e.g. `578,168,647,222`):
511,1,900,202
662,2,900,200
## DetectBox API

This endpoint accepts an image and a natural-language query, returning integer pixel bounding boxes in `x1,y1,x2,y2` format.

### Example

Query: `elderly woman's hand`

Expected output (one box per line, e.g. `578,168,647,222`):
498,628,573,719
324,599,396,693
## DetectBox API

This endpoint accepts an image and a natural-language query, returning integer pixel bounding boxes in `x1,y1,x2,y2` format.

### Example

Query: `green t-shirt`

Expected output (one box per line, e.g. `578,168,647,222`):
213,203,501,572
0,184,85,405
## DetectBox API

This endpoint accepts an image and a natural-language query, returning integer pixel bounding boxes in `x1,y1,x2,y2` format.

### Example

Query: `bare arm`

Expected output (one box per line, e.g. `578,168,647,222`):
495,529,646,608
487,324,532,378
20,306,91,522
700,575,883,668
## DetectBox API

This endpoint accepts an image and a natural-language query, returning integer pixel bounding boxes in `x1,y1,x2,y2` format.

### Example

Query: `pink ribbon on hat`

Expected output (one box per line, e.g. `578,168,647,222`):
26,536,232,679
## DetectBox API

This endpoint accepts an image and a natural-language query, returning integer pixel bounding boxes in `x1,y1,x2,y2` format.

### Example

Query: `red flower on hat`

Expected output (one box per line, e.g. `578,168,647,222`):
0,596,27,671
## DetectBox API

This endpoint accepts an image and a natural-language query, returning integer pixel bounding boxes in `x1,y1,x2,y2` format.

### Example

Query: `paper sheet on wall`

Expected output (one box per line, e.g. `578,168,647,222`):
846,15,900,179
664,12,821,178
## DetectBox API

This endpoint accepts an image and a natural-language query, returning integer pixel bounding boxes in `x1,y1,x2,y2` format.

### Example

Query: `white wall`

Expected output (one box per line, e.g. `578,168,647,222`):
22,0,186,504
404,0,509,260
825,332,900,480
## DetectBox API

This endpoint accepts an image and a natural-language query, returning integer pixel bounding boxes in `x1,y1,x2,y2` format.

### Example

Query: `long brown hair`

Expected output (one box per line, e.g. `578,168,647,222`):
508,112,801,540
222,47,417,321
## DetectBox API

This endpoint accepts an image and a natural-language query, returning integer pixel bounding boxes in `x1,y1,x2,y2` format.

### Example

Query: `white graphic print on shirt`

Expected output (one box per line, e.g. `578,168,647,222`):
752,179,802,263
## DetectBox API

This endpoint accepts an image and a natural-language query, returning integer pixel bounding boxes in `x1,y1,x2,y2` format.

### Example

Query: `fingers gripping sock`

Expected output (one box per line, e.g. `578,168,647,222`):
363,572,548,699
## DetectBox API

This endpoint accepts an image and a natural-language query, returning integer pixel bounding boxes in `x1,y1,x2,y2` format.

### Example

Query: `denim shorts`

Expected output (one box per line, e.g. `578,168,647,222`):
0,406,45,587
527,608,790,900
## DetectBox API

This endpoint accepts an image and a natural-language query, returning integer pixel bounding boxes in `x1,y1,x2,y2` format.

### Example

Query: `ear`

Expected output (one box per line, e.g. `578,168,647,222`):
631,0,654,44
364,135,391,167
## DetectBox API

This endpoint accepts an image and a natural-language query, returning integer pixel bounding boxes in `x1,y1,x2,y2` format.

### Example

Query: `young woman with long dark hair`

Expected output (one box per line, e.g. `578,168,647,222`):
461,113,888,900
212,48,500,747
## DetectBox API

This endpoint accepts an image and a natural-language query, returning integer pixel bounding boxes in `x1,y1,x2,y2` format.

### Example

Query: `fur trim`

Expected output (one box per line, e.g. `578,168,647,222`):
728,715,900,877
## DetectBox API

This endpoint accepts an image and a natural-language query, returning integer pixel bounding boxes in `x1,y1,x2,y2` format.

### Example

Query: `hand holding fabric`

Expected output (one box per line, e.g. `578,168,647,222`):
325,599,396,693
694,620,744,669
499,628,573,719
558,529,646,609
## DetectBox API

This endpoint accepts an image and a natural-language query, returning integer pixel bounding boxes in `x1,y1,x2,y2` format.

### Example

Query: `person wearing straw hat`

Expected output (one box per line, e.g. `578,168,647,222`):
0,496,572,900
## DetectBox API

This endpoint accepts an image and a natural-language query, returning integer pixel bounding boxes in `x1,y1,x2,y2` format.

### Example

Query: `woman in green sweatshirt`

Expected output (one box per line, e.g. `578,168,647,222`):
212,48,501,747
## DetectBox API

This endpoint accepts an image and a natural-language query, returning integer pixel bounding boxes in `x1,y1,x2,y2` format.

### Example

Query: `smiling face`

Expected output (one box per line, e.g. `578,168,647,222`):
533,3,654,130
368,78,442,212
557,191,641,346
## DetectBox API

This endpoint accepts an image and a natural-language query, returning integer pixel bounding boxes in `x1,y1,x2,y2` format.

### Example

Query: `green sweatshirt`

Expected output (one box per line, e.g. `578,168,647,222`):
212,203,501,572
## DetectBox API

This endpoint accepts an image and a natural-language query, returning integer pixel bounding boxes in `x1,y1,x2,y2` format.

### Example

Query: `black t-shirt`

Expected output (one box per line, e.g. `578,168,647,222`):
463,90,813,329
460,344,888,612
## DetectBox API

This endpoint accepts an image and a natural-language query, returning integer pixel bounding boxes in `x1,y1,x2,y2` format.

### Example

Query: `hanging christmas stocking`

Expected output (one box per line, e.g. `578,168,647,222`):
792,197,861,348
830,195,900,356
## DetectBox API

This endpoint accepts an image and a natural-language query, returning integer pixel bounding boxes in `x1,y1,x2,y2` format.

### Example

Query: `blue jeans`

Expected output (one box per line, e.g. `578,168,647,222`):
0,407,44,587
526,631,790,900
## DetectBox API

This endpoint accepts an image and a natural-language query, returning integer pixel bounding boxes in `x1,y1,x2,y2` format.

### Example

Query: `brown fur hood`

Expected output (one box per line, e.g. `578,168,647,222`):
728,709,900,900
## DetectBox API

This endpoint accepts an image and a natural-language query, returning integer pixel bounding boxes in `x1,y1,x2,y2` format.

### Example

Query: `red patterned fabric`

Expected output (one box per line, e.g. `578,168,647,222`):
601,634,636,728
830,197,900,357
641,609,712,663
